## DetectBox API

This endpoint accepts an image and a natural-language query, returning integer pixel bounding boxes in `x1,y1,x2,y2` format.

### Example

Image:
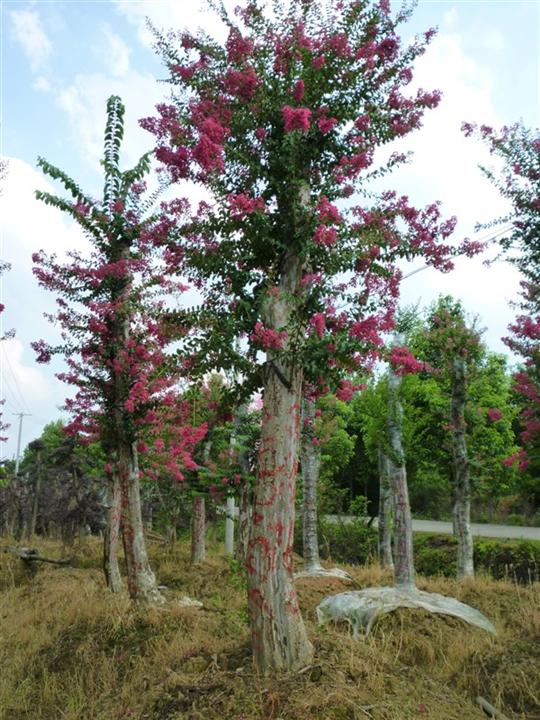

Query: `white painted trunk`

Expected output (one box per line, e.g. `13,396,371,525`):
103,466,122,593
236,481,252,565
119,441,164,603
225,496,235,556
300,397,322,572
451,357,474,579
387,349,415,590
191,495,206,564
377,447,394,570
246,245,313,673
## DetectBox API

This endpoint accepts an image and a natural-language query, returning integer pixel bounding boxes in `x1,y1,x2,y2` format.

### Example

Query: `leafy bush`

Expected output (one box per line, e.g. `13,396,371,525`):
414,534,540,584
294,521,540,583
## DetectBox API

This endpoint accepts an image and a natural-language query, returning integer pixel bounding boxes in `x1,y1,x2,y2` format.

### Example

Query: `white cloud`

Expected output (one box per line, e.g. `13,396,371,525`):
383,31,520,355
10,8,52,72
102,25,131,78
0,339,51,408
56,69,167,175
0,158,84,459
33,75,51,92
114,0,227,46
443,7,458,29
481,28,505,52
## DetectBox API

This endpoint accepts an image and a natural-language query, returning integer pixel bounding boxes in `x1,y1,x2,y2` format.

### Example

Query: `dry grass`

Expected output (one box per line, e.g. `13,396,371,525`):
0,538,539,720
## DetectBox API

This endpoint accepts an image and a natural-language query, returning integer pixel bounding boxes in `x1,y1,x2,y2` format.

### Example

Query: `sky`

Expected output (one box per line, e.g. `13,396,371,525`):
0,0,539,462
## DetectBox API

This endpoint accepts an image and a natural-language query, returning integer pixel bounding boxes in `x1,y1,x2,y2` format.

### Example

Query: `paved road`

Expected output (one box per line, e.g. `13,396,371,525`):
325,515,540,541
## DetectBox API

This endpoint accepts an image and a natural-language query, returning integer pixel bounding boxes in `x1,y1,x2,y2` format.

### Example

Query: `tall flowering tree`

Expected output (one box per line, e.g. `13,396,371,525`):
464,122,540,474
421,297,483,579
143,0,477,672
32,96,197,602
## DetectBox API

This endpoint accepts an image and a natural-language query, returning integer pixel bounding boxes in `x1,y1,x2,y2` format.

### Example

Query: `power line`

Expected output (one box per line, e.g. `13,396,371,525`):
13,412,31,475
402,224,513,281
1,349,32,414
0,371,24,413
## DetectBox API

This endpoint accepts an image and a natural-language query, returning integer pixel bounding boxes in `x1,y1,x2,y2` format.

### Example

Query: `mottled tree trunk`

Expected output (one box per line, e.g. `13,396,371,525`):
28,474,41,540
387,352,415,589
451,357,474,579
225,496,235,556
119,441,163,603
236,481,252,565
191,495,206,564
300,398,322,572
103,467,122,593
234,407,252,565
246,244,313,673
377,447,394,570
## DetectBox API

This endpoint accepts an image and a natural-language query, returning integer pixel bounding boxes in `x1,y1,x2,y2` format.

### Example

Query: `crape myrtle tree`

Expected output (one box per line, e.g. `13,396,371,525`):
143,0,479,672
464,122,540,480
419,297,483,578
32,96,202,602
299,390,356,575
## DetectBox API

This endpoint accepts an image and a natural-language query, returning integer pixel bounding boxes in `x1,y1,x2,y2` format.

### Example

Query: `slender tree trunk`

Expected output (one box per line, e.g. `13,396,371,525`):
165,523,177,545
300,397,322,572
387,349,415,590
246,242,313,673
103,467,122,593
119,440,163,603
28,454,42,540
377,446,394,570
191,495,206,564
234,406,252,565
451,357,474,579
236,481,252,565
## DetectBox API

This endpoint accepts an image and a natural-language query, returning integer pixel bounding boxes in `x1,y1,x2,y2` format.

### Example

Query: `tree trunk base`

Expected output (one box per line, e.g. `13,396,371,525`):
294,566,352,581
317,586,496,638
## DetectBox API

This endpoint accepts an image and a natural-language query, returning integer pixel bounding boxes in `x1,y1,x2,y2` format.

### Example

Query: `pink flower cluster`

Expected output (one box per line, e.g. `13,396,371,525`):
487,408,503,422
251,322,288,350
282,105,312,133
389,346,426,375
336,379,364,402
227,193,266,219
313,225,337,247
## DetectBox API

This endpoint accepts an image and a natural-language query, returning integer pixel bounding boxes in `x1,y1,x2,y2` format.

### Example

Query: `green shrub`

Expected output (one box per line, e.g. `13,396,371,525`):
294,516,377,565
294,520,540,583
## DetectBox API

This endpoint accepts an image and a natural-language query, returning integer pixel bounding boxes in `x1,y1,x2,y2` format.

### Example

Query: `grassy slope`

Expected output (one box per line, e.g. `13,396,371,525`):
0,538,539,720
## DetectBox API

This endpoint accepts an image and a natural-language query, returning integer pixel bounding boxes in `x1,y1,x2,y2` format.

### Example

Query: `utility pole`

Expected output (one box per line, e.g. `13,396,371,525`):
13,412,31,475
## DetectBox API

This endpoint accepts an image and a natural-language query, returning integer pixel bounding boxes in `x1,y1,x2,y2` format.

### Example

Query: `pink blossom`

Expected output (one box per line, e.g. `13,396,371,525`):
309,313,326,338
312,55,325,69
251,322,288,350
317,116,338,134
282,105,312,133
292,79,305,103
487,408,503,422
313,225,337,247
224,67,260,100
317,196,342,224
227,193,266,219
336,379,360,402
389,346,426,375
225,28,254,62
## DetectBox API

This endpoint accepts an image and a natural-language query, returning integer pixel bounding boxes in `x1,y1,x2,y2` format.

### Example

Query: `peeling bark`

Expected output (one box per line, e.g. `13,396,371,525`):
451,357,474,579
246,237,313,673
28,462,42,541
236,481,252,566
191,495,206,564
235,407,253,565
377,447,394,570
387,351,415,590
119,441,164,603
300,397,322,573
103,466,122,593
